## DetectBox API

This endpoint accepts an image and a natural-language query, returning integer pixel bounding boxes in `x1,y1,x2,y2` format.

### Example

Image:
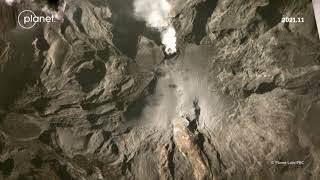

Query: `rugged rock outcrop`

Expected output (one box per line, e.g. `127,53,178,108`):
0,0,319,179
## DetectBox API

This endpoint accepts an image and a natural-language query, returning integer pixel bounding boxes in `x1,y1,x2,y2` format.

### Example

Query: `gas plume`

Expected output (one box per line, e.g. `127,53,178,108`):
4,0,20,6
134,0,177,55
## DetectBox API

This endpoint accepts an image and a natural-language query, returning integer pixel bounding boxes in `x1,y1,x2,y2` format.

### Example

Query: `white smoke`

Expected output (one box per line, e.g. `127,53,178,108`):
4,0,20,6
134,0,177,55
162,26,177,54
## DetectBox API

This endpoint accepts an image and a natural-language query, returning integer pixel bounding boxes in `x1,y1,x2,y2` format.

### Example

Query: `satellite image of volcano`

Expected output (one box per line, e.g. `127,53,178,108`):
0,0,320,179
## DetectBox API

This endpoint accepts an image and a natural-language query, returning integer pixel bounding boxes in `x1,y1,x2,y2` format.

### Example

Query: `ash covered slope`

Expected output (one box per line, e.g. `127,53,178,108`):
0,0,320,179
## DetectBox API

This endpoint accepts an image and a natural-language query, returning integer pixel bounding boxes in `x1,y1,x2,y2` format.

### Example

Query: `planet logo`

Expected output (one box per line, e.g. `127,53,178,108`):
18,10,55,29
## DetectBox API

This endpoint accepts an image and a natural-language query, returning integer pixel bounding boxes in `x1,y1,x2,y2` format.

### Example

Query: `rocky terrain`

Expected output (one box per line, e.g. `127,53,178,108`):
0,0,320,179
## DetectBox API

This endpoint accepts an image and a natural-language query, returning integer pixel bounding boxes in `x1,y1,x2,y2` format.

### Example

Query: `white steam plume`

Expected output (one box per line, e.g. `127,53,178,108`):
162,26,177,54
4,0,20,6
134,0,177,55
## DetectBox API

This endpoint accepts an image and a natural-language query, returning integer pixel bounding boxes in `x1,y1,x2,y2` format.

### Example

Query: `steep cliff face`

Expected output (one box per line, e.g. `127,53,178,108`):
0,0,319,179
0,2,16,33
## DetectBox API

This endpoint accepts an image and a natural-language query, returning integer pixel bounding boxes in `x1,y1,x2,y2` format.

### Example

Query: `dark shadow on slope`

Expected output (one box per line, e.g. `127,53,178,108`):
0,158,14,177
257,0,309,29
190,0,218,44
108,0,144,58
0,26,48,109
257,0,282,28
73,7,86,34
47,0,60,10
